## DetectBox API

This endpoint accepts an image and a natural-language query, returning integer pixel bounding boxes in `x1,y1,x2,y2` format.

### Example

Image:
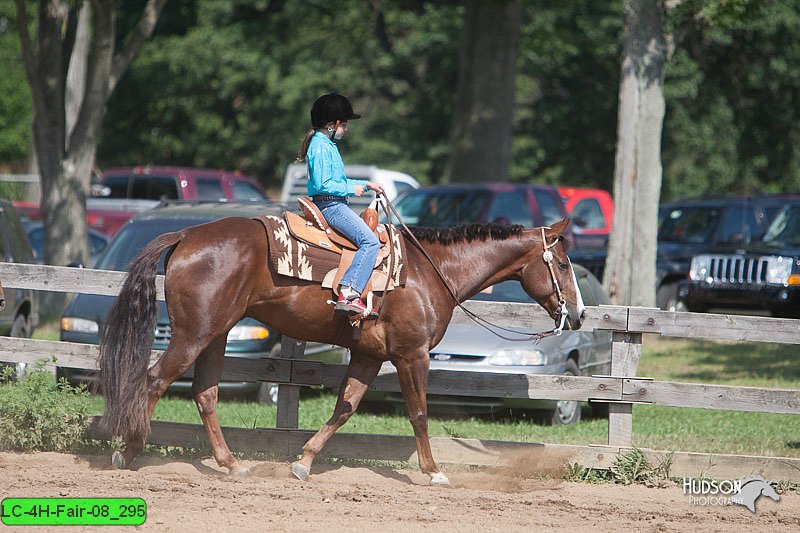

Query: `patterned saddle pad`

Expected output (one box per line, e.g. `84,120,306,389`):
255,215,407,292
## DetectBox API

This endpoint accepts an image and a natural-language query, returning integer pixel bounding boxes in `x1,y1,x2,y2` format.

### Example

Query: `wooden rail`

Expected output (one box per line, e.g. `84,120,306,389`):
2,262,800,481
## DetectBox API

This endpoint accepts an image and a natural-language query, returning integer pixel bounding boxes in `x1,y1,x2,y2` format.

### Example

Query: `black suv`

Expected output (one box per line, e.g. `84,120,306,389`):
679,203,800,317
0,199,39,378
655,195,800,310
570,195,800,310
58,200,346,402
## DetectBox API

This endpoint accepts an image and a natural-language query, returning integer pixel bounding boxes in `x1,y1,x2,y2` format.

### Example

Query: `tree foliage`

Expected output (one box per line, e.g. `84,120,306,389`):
4,0,800,198
0,1,33,167
663,0,800,198
99,1,463,186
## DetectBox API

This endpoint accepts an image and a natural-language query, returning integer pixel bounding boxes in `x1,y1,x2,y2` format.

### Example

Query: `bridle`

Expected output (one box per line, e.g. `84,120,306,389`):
379,195,570,341
540,226,569,337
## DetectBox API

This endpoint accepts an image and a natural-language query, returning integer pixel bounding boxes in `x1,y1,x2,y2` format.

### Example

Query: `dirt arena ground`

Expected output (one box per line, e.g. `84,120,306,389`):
1,451,798,532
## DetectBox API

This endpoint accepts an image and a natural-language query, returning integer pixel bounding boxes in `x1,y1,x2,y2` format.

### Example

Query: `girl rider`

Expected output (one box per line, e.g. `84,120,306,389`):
296,92,384,316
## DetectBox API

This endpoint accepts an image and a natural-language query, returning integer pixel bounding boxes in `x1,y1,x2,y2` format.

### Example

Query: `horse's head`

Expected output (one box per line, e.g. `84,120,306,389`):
520,218,585,331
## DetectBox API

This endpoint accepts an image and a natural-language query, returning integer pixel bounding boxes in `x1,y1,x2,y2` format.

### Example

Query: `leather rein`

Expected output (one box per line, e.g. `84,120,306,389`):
377,194,569,341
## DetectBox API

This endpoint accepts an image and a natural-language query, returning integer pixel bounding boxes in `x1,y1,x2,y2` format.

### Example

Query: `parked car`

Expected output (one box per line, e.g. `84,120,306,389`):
57,200,345,402
13,198,159,237
558,186,614,249
680,203,800,318
566,194,800,309
0,199,40,379
384,183,577,243
281,163,420,213
364,264,612,424
24,221,109,267
94,166,267,202
655,195,800,310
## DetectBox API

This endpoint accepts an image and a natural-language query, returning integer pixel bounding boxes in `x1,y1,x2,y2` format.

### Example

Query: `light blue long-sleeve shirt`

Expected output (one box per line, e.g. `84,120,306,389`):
306,132,366,197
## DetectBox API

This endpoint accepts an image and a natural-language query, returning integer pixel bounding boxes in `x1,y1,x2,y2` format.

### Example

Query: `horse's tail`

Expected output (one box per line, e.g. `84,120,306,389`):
96,231,184,443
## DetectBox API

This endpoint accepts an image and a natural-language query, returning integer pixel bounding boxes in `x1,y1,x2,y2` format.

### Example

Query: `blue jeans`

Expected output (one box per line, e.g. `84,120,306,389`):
316,199,380,294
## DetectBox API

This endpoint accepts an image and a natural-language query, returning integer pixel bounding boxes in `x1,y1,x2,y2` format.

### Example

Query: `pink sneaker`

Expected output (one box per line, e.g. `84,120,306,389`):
335,293,378,318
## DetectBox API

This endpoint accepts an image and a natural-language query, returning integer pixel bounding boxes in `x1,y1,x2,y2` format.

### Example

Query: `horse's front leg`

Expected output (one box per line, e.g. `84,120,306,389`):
395,352,450,487
292,354,381,481
291,355,382,481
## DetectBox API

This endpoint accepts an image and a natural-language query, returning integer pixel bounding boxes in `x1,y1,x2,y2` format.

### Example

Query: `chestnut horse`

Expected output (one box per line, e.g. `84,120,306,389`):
97,216,584,486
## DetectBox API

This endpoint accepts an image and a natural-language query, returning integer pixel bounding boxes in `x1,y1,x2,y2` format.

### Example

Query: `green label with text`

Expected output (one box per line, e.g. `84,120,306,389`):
1,498,147,526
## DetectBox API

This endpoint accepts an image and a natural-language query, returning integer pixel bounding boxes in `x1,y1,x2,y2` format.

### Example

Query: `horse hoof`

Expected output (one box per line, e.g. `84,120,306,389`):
430,472,451,487
291,462,310,482
231,466,252,478
111,451,126,469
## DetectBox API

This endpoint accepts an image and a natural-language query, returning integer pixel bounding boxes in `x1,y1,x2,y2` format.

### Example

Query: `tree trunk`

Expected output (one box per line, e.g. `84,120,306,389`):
15,0,166,317
446,0,521,183
603,0,669,307
66,3,89,143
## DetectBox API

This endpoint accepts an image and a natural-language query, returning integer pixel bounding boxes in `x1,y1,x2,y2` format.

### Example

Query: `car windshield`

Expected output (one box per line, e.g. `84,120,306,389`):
761,205,800,245
95,218,210,272
658,206,721,244
390,189,490,226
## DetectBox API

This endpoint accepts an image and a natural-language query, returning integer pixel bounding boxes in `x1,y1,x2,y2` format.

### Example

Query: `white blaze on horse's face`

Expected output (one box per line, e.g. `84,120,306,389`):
567,257,586,330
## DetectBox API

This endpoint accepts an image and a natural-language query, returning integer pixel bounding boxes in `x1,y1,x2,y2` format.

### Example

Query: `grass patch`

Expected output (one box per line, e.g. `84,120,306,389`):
32,319,61,341
3,335,799,463
146,335,800,459
639,334,800,388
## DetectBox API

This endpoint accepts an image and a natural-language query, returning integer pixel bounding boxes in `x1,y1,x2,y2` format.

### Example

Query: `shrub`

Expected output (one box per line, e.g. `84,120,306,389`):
0,361,92,452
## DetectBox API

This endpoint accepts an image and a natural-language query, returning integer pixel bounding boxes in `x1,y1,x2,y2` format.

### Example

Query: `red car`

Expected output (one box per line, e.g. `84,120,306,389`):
16,166,269,237
96,166,267,203
558,187,614,248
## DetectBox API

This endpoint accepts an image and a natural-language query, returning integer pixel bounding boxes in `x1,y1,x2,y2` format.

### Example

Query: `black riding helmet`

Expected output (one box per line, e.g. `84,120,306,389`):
311,93,361,127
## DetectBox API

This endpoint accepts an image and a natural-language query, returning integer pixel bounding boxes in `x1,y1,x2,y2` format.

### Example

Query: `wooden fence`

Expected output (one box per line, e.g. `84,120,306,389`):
2,262,800,482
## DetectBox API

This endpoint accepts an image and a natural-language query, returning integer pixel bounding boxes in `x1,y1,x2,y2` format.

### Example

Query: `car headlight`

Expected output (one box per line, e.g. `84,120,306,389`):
60,317,99,334
227,325,269,341
486,349,546,366
766,256,793,284
689,255,709,281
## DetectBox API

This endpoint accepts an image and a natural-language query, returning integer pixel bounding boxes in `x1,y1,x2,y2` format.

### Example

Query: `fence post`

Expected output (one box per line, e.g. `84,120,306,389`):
276,337,306,429
607,331,642,447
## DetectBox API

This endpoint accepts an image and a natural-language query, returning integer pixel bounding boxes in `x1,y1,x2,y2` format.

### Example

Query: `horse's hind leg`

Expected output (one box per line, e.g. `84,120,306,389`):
114,336,203,468
191,336,251,477
291,355,382,481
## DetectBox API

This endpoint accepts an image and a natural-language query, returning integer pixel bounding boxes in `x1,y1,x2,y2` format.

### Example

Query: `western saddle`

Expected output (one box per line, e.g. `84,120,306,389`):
286,197,388,256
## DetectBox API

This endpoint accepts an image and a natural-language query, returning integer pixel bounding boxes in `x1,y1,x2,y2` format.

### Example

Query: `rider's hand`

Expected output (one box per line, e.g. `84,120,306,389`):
354,185,365,196
366,181,384,195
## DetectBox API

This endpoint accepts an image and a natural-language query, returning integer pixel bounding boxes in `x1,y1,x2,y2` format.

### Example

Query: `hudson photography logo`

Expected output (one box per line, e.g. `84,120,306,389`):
683,475,781,513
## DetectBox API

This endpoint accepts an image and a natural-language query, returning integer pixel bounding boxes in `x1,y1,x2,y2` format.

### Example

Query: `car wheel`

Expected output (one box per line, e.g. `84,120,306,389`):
10,313,31,338
656,283,686,312
540,359,582,426
256,342,281,405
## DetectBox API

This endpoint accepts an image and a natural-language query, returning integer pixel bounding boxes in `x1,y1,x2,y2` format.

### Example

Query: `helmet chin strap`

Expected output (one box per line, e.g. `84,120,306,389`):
326,120,342,140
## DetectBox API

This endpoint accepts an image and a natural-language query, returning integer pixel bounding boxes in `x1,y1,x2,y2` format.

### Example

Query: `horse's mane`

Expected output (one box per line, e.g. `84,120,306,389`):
405,223,525,244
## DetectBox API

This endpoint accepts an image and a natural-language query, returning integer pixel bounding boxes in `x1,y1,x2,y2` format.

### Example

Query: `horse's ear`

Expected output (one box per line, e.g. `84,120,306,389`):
548,217,570,236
